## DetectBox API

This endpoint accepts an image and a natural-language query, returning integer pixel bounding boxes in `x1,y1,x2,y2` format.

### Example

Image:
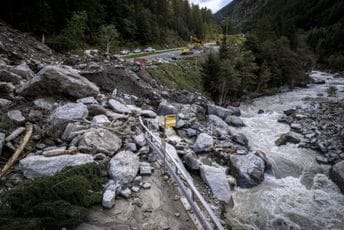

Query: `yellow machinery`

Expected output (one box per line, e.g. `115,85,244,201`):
181,37,203,55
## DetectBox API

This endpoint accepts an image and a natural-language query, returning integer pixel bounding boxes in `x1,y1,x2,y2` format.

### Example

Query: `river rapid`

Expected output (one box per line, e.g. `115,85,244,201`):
225,71,344,230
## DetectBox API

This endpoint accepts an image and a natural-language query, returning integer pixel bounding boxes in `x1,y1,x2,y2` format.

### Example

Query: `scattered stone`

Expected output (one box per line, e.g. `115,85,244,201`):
183,152,201,170
230,154,265,188
141,110,157,118
120,188,132,198
5,127,25,142
78,128,122,155
330,160,344,193
33,98,54,111
19,154,94,179
225,116,245,127
108,99,130,114
255,150,272,170
108,150,139,184
91,114,110,125
275,133,300,146
94,153,107,161
7,110,25,124
290,123,302,133
77,96,98,105
134,133,146,147
102,189,117,209
0,98,12,108
133,176,143,187
192,133,214,153
232,133,248,147
131,186,140,193
157,100,177,115
126,142,137,152
18,65,99,99
42,146,66,157
208,115,230,130
0,132,5,154
50,103,88,126
0,69,22,84
139,162,153,176
142,182,151,189
185,128,197,137
284,109,296,116
200,165,232,203
12,62,34,79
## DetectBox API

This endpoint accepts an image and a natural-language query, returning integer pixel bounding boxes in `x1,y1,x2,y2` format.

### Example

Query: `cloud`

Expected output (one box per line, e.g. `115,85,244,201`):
189,0,231,13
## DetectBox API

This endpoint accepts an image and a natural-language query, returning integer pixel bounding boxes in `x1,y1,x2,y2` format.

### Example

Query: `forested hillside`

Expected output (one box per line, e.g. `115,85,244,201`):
215,0,344,71
0,0,218,51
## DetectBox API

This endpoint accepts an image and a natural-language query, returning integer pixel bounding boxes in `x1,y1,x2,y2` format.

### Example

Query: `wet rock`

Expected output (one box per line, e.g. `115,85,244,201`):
183,152,201,170
108,99,130,114
18,65,99,99
157,100,177,115
91,114,110,125
141,110,157,118
7,110,25,124
108,150,139,184
290,123,302,133
255,150,272,170
277,115,291,124
230,154,265,188
94,153,107,161
192,133,214,153
0,82,15,98
19,154,94,179
207,104,234,120
0,132,5,154
208,114,230,130
200,165,232,203
134,133,147,147
50,103,88,126
78,128,122,155
5,127,25,142
12,62,34,79
232,133,248,147
0,69,22,84
77,96,98,105
275,133,300,146
258,109,264,114
284,109,296,116
227,106,241,116
225,116,245,127
330,160,344,193
316,156,329,164
126,142,137,152
139,162,153,176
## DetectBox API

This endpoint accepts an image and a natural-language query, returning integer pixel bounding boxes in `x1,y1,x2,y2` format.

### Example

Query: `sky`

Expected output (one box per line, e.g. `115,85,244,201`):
189,0,232,13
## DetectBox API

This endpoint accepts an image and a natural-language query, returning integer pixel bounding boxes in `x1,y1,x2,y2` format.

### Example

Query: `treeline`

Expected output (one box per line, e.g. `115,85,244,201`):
0,0,218,51
216,0,344,71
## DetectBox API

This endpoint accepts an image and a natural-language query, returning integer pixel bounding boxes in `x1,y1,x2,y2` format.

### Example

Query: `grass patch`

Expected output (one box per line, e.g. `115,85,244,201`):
0,163,107,230
147,59,207,95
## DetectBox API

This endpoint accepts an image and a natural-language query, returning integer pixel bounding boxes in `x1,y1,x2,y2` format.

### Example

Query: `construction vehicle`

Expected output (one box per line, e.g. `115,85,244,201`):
181,36,203,55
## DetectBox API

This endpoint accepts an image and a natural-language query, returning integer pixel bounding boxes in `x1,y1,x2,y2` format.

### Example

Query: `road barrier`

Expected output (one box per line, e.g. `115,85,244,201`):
139,117,224,230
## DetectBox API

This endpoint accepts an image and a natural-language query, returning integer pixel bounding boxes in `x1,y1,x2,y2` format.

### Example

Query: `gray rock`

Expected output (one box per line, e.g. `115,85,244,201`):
185,128,197,137
50,103,88,126
225,116,245,127
133,176,143,187
0,82,15,98
208,104,235,120
230,154,265,188
102,189,117,209
200,165,232,203
5,127,25,142
290,123,302,133
91,114,110,125
275,133,301,146
316,156,329,164
120,188,132,198
61,123,87,141
108,99,129,114
131,186,140,192
78,128,122,155
77,96,98,105
139,162,153,176
18,65,99,99
183,152,201,170
0,132,5,154
7,110,25,124
12,62,34,79
94,153,107,161
192,133,214,153
28,110,43,120
141,110,157,118
176,119,186,129
330,160,344,193
19,154,94,179
108,150,139,184
208,115,230,130
142,182,151,189
0,69,22,84
134,133,147,147
42,146,66,157
284,109,296,116
33,98,54,111
126,142,137,152
157,100,177,115
232,133,248,147
0,98,12,108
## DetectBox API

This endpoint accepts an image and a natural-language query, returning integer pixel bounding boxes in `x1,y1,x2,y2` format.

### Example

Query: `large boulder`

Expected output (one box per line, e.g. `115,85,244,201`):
207,104,235,120
200,165,232,203
19,154,94,179
157,100,177,115
275,133,300,146
230,154,265,188
330,160,344,193
78,128,122,156
225,116,245,127
208,115,230,130
17,65,99,99
108,151,139,185
49,103,88,126
192,133,214,153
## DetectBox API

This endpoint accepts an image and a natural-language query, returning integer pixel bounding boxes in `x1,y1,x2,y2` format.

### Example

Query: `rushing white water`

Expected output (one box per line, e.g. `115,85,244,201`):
225,71,344,229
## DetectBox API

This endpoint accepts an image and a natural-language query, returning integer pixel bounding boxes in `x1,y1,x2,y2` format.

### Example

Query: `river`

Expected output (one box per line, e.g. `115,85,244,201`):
225,71,344,229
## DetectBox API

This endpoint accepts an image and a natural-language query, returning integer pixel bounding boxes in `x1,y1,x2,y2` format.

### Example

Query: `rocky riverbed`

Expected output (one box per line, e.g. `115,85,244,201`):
0,22,343,230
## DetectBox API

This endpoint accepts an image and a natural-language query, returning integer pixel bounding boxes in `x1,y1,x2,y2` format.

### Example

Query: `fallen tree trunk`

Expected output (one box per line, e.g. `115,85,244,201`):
0,124,33,178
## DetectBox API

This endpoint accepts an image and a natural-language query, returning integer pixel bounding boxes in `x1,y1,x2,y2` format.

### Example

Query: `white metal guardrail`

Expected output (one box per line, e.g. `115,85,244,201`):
139,117,224,230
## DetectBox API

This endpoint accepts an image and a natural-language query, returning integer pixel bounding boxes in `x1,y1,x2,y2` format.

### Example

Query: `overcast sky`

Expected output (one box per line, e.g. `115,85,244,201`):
189,0,232,13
